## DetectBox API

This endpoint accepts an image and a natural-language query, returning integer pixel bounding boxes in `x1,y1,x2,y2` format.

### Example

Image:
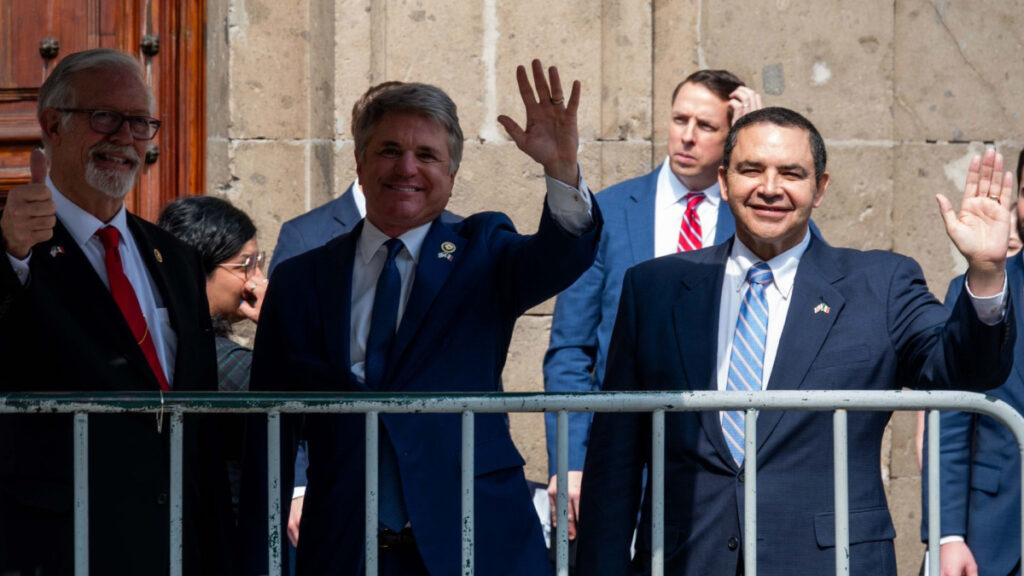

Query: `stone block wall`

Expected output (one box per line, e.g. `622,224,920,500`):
206,0,1024,571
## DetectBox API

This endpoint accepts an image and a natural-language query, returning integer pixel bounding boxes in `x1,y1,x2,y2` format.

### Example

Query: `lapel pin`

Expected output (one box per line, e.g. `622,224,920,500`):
49,245,65,258
437,241,456,262
813,302,831,315
154,248,163,263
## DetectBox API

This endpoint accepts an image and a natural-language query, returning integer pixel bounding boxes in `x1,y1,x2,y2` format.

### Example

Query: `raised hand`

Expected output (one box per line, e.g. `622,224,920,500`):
937,148,1013,296
497,59,582,187
1,149,56,259
728,86,763,126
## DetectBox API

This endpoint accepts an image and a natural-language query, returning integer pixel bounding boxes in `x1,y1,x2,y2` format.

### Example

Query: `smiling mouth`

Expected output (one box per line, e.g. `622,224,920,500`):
385,183,421,193
94,153,134,167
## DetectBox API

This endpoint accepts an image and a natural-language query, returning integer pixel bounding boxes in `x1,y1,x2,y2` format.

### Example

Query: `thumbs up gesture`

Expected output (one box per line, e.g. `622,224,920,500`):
1,149,56,259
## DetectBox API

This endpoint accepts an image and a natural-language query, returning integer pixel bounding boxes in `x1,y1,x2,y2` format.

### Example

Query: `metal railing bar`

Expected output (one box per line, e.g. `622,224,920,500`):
927,409,940,576
461,411,474,576
170,411,184,576
555,410,569,576
365,412,379,576
651,409,665,576
74,412,88,576
745,409,757,576
267,412,281,576
833,409,849,575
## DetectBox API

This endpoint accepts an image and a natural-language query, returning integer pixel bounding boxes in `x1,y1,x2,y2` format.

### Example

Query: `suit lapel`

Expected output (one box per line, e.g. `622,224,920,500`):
713,197,735,244
626,179,657,263
387,219,461,387
672,242,741,466
320,222,362,390
755,238,845,452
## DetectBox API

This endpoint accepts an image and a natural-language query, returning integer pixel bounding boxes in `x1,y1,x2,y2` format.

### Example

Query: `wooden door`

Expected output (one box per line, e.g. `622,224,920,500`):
0,0,205,222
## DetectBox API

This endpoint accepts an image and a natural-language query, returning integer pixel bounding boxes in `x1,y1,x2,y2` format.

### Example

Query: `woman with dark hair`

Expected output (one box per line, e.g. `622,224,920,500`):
158,195,267,391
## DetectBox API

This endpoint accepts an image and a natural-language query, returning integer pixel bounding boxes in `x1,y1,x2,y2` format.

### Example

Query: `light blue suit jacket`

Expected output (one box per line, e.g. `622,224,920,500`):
542,167,734,474
922,252,1024,576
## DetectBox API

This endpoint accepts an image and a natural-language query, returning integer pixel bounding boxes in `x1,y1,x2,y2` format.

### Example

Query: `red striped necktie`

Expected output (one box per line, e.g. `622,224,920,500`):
677,192,706,252
96,226,170,391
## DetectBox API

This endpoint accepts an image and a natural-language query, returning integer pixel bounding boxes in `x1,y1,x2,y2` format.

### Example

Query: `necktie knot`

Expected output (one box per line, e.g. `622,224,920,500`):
96,226,120,250
746,262,773,287
384,238,404,263
685,192,706,211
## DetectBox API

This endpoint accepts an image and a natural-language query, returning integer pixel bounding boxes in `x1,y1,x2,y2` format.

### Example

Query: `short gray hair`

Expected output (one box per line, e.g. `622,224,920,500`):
39,49,151,112
353,82,463,175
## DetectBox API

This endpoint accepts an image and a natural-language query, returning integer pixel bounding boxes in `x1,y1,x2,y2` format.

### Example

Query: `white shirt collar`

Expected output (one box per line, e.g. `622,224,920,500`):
47,173,129,248
657,157,721,211
351,176,367,219
728,230,812,301
358,218,432,265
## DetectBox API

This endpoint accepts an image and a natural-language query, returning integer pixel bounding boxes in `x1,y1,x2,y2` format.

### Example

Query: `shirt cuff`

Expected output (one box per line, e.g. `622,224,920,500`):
292,486,306,499
6,251,31,286
544,164,594,236
939,535,965,545
964,274,1007,326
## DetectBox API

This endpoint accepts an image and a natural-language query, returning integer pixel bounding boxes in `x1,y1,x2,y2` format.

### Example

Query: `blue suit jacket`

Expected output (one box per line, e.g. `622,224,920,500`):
922,252,1024,576
270,184,362,276
542,167,735,474
578,236,1014,576
244,201,602,575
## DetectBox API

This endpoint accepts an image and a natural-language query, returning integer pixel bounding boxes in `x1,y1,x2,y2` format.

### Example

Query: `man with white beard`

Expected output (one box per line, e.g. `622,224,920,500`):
0,49,230,575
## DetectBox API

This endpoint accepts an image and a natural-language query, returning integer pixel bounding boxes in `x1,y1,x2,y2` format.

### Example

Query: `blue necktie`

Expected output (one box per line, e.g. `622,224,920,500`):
723,262,773,466
364,238,409,529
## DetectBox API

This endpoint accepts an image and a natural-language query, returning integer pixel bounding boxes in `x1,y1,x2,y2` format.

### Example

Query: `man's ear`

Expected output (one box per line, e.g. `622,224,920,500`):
718,165,729,202
812,172,830,208
38,108,63,147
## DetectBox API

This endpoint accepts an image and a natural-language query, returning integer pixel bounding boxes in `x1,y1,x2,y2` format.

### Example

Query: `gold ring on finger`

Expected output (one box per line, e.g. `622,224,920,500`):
550,96,565,105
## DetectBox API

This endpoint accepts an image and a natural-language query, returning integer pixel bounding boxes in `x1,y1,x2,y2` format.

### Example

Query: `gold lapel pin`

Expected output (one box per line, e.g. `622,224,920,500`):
437,241,456,261
154,248,163,263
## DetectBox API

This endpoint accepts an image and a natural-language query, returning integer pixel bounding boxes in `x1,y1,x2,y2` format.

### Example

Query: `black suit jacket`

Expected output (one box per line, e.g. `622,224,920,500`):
0,214,230,575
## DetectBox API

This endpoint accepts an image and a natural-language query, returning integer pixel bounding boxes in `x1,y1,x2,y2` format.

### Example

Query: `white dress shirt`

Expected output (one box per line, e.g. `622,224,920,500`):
6,175,177,386
348,171,594,383
654,158,721,257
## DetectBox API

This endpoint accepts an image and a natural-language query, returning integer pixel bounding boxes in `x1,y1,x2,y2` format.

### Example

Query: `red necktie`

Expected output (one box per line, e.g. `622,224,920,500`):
96,226,170,391
677,192,705,252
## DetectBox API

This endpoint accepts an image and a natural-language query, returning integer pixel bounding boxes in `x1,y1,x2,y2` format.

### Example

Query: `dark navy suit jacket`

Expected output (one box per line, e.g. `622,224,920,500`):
578,235,1014,576
542,166,734,474
922,251,1024,576
244,200,601,575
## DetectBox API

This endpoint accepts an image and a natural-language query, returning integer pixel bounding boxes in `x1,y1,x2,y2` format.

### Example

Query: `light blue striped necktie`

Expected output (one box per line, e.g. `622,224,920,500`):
723,262,773,466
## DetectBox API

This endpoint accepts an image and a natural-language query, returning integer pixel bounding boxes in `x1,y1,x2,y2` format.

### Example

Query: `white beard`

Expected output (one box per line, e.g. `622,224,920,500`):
85,144,141,199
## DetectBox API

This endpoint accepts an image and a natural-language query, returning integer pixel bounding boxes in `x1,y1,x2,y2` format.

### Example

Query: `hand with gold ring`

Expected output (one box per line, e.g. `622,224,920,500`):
937,147,1014,297
727,86,764,126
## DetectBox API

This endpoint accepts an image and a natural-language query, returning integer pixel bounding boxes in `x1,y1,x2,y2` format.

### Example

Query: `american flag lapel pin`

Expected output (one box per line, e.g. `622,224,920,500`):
813,301,831,315
436,241,456,262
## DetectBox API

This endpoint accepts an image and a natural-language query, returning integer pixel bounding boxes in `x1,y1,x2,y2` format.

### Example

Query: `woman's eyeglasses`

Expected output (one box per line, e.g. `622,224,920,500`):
219,251,266,279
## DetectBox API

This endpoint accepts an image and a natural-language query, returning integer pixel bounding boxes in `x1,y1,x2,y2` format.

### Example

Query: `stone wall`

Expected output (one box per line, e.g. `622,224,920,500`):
206,0,1024,571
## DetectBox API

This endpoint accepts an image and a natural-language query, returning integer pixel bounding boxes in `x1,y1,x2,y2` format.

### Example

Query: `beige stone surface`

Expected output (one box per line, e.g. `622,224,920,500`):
886,475,926,576
895,0,1024,142
599,0,654,141
447,140,547,234
228,0,312,139
702,0,894,141
814,144,894,250
888,410,922,480
224,141,310,259
582,140,657,193
334,0,374,137
504,315,553,483
652,0,700,143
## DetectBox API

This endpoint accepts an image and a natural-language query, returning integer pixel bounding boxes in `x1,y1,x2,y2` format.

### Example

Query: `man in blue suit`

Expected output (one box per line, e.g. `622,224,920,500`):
923,149,1024,576
542,70,761,535
578,107,1015,575
244,60,601,575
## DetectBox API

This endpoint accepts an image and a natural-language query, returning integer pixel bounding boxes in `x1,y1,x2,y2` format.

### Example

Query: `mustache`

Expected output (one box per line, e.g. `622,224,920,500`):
88,142,141,165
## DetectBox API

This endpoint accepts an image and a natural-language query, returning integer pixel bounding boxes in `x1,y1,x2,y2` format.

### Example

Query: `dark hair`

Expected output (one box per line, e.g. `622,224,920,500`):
353,82,463,175
351,81,405,136
722,107,828,180
671,69,745,104
157,196,257,277
1016,148,1023,192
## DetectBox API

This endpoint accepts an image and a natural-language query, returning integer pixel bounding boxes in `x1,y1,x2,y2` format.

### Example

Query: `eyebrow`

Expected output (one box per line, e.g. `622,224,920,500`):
734,160,809,177
379,140,444,156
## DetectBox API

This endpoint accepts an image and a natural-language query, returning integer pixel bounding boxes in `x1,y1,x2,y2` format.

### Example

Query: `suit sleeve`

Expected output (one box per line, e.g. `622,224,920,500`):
577,267,649,575
921,275,976,541
543,249,605,476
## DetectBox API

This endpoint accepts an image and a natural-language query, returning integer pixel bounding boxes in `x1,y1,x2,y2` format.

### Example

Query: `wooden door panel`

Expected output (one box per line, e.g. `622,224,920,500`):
0,0,204,222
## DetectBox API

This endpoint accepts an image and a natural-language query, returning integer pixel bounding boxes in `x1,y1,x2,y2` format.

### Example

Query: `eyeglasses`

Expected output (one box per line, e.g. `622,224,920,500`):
55,108,162,141
219,251,266,279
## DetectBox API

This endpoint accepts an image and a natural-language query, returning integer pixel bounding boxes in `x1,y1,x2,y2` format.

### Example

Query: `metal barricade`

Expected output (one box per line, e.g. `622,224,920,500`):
2,389,1022,576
